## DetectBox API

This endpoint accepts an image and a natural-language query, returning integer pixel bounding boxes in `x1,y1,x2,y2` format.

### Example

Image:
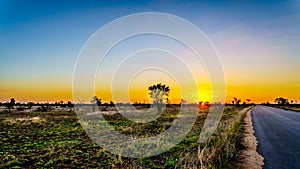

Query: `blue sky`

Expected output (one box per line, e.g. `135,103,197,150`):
0,0,299,102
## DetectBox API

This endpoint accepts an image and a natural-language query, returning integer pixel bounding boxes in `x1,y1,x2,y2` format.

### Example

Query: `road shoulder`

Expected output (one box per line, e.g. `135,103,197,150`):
237,108,264,169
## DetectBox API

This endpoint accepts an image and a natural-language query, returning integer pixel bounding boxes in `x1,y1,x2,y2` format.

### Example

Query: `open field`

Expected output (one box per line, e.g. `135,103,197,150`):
269,104,300,112
0,105,249,168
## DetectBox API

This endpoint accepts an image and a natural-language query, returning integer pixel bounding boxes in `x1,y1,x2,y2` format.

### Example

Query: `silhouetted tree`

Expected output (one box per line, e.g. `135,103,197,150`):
109,101,115,107
67,101,73,112
148,83,170,114
6,98,16,113
91,96,101,112
274,97,288,105
233,97,241,106
10,98,15,105
27,102,34,109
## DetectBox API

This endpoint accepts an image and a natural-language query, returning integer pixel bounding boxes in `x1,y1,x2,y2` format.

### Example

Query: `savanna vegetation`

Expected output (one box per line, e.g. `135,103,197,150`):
264,97,300,112
3,85,292,168
0,103,249,168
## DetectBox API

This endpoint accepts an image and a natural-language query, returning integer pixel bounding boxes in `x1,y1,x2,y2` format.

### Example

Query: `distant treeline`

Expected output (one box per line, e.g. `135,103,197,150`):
0,96,298,108
0,101,74,108
1,101,299,108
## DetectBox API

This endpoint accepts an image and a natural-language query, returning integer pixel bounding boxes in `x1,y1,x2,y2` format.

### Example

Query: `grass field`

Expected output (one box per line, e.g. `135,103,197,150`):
0,105,249,168
267,104,300,112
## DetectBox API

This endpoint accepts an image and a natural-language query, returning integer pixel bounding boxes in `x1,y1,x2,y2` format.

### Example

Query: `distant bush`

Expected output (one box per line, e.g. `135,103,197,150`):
35,106,53,112
101,108,107,111
16,106,25,111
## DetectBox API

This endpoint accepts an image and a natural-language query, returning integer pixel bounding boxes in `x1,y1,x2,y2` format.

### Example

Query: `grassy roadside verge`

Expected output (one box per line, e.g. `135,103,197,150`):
197,107,251,169
267,105,300,112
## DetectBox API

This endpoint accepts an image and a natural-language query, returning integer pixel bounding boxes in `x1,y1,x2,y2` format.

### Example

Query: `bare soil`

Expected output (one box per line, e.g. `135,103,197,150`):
237,109,264,169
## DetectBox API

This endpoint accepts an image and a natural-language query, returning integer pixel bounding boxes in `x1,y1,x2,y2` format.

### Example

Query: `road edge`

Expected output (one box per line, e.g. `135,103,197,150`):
237,107,264,169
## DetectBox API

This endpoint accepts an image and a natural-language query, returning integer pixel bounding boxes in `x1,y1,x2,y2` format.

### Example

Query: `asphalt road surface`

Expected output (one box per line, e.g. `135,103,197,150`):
252,105,300,169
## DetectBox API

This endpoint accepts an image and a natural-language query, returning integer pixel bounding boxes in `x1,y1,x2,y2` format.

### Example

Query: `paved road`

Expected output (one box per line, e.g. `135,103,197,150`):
252,105,300,169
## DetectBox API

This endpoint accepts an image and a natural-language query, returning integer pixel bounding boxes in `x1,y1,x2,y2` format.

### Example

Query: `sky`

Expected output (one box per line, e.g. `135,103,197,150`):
0,0,299,103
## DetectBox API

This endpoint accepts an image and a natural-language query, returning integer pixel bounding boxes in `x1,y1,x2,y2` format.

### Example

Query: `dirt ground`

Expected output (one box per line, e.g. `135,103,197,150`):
237,109,264,169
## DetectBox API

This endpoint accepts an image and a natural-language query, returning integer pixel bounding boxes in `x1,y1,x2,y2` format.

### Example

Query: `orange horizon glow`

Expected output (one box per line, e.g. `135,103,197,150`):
1,83,299,104
1,69,299,104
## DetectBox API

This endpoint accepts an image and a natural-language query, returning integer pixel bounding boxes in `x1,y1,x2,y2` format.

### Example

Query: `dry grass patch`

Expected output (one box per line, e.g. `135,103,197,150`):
237,109,264,169
4,116,46,124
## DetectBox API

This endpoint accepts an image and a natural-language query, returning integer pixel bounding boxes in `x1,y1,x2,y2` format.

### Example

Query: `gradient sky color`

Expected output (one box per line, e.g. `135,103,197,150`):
0,0,299,103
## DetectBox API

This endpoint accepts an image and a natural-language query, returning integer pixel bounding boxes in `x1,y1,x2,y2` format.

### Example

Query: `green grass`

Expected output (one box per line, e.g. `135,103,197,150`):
0,105,249,168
